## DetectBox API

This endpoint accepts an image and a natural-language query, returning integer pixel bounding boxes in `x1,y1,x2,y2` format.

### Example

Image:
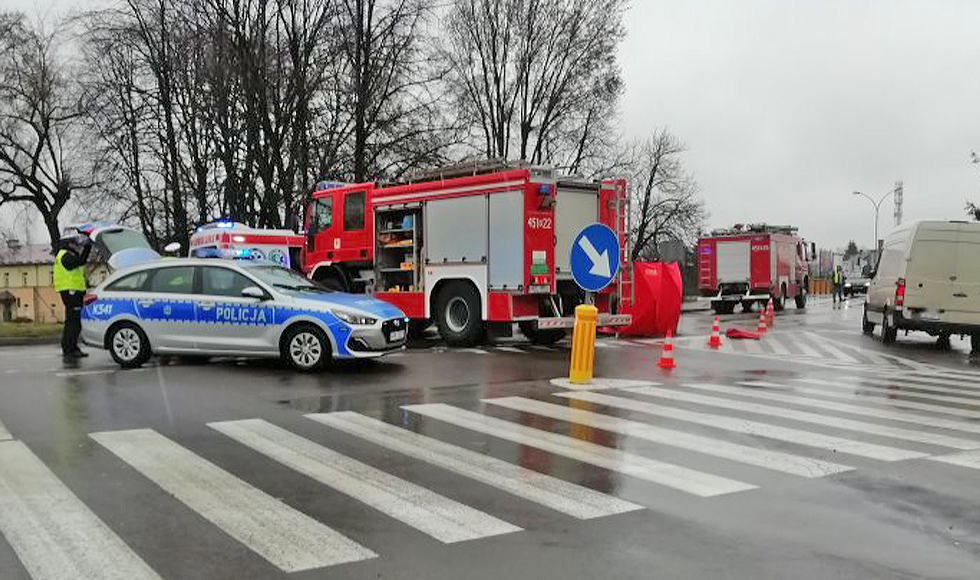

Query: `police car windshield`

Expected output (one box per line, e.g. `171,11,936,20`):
247,265,325,292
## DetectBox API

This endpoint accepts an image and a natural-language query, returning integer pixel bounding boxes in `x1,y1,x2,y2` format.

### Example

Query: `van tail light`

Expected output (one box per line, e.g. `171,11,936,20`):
83,292,98,306
895,278,906,307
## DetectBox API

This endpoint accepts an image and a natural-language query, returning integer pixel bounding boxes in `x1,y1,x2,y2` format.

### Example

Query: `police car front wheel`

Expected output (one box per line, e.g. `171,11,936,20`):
108,322,152,368
281,324,330,372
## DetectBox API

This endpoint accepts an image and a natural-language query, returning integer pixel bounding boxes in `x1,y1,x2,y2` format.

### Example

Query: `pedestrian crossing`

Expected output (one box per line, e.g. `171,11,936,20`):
7,367,980,577
672,328,932,372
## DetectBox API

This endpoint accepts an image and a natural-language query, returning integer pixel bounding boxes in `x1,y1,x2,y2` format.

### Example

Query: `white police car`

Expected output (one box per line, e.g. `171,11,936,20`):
81,259,408,371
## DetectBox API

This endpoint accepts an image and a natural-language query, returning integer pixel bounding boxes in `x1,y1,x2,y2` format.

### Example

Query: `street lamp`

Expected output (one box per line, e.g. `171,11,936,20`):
852,188,895,255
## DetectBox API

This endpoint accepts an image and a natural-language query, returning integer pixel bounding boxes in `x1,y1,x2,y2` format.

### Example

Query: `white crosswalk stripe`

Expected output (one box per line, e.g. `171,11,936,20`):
930,449,980,470
90,428,376,572
679,379,980,436
799,331,863,364
0,419,9,440
494,346,526,353
840,375,980,405
673,383,980,449
795,377,980,407
307,411,642,519
0,440,162,580
402,403,757,497
482,397,852,477
568,389,926,461
864,372,980,393
796,378,980,414
209,419,521,543
789,379,980,419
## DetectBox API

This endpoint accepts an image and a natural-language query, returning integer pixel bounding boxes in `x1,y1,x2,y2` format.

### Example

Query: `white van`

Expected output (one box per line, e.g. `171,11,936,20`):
864,220,980,352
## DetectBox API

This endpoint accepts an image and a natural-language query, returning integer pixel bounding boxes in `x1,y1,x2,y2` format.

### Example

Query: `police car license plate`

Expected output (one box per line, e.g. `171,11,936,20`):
390,329,406,342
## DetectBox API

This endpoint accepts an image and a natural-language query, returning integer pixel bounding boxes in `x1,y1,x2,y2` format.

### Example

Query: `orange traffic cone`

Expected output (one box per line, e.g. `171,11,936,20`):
757,309,768,334
707,316,722,348
658,331,677,369
766,298,775,328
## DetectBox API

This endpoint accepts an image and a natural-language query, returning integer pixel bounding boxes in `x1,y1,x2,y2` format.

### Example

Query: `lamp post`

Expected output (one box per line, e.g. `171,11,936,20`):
852,188,894,257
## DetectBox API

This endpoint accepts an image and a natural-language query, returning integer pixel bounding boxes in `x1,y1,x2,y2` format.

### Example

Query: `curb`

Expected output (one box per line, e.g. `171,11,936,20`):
0,336,60,347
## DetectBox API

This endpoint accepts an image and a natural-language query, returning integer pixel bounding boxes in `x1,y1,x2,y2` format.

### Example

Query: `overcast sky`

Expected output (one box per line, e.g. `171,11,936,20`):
3,0,979,249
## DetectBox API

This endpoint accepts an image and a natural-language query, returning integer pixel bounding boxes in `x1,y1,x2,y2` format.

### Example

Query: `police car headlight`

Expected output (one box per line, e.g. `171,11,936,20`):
332,309,377,325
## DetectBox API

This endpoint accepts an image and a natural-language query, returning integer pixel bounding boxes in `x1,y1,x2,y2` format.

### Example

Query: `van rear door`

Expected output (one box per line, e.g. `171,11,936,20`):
950,224,980,324
903,223,957,311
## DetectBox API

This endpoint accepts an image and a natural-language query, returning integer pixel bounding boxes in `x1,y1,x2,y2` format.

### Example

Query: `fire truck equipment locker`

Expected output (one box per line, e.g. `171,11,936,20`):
716,240,751,284
488,189,525,289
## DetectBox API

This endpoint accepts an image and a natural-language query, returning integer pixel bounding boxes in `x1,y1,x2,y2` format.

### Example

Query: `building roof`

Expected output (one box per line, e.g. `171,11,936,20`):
0,243,54,266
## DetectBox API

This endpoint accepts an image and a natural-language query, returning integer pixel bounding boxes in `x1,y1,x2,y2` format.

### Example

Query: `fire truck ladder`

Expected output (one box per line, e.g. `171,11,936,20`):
400,159,555,184
615,180,633,314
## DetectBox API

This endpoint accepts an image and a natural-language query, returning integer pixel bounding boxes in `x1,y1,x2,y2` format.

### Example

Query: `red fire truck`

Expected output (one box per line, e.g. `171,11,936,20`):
698,224,814,314
300,161,631,346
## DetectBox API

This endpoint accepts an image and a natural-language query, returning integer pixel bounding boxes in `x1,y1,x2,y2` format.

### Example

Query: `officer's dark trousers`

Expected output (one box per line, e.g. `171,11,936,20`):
60,290,83,354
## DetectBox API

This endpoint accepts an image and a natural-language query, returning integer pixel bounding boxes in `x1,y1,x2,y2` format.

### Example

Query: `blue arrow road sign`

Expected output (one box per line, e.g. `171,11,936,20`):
569,223,620,292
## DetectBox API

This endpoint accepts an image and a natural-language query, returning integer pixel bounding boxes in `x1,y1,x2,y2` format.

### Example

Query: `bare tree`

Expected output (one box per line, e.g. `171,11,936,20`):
628,128,706,261
968,151,980,221
0,12,95,248
443,0,625,170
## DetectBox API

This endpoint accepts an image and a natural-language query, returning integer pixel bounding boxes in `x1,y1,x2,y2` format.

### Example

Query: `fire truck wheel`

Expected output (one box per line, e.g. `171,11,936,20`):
795,289,807,309
435,281,485,347
519,321,566,345
772,286,786,312
712,302,735,315
316,268,349,292
740,301,754,312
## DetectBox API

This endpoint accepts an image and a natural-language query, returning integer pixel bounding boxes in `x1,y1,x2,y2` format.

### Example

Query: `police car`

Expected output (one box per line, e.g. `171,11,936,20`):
81,259,408,371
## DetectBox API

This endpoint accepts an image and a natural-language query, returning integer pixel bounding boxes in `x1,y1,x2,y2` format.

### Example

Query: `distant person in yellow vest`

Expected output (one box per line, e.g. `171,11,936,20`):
832,266,845,306
54,235,92,357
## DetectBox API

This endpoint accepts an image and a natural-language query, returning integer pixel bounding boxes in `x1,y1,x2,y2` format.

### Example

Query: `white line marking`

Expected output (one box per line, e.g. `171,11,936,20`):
549,377,659,392
763,339,793,357
781,380,980,420
688,379,980,436
864,373,980,393
670,384,980,450
739,340,765,354
402,404,756,497
796,377,980,408
90,429,375,571
494,346,526,354
0,440,162,580
801,331,862,364
209,419,520,543
930,449,980,470
484,397,851,478
55,368,150,378
790,335,823,358
603,388,927,461
457,348,490,355
307,411,642,519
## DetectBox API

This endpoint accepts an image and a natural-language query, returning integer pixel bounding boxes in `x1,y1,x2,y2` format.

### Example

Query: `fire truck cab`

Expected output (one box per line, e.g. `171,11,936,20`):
302,161,631,346
698,224,812,315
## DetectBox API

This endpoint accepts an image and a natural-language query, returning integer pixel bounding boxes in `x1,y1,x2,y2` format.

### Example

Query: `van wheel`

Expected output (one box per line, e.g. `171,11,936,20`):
281,324,330,372
435,281,485,347
882,312,898,344
108,322,152,368
519,321,566,345
862,308,875,335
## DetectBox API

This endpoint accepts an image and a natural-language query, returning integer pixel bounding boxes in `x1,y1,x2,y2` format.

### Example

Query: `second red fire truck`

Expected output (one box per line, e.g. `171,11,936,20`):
698,224,814,314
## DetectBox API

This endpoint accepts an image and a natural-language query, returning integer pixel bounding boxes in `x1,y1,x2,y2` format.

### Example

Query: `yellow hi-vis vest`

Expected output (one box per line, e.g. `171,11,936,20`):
833,270,842,284
54,249,87,292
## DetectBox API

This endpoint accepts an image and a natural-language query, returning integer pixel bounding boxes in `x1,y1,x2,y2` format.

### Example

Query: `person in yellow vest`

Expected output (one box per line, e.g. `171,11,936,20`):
54,235,92,357
832,266,845,307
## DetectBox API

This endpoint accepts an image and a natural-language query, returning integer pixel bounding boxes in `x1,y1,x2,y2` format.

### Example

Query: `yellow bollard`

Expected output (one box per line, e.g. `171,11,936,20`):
569,304,598,384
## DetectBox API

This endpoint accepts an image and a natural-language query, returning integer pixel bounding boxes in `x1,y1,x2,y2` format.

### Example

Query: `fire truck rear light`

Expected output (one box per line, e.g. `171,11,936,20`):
83,292,98,306
895,277,906,307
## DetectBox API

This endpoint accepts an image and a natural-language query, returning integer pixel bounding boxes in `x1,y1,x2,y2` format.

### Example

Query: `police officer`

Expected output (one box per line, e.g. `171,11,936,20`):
54,235,92,357
832,266,844,306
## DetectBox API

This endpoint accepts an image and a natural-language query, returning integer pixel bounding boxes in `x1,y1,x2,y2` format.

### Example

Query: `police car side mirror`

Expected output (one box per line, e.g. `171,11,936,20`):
241,286,267,300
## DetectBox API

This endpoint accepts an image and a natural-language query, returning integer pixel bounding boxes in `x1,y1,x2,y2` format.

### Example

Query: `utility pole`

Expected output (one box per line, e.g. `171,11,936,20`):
893,181,903,227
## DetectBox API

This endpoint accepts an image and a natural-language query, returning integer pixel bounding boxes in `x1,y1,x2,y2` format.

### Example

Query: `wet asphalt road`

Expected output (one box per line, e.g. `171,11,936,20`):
2,296,980,579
